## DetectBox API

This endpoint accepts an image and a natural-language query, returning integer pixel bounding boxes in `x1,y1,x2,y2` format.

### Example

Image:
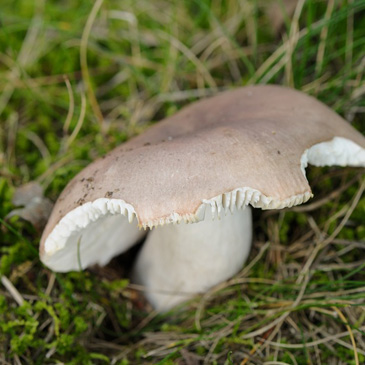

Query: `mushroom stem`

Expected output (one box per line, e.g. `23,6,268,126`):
132,207,252,310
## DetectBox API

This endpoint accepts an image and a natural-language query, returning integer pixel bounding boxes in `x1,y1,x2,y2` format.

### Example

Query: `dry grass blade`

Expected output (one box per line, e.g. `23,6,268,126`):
332,306,359,365
264,325,365,350
80,0,104,125
64,92,87,150
314,0,335,80
346,0,354,70
290,174,361,213
195,242,271,331
297,178,365,284
62,76,75,134
158,31,217,91
0,3,44,117
1,275,24,306
284,0,305,87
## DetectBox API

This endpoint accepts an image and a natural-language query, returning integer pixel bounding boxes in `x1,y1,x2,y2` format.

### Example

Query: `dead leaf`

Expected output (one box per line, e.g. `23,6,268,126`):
6,182,53,231
11,181,43,206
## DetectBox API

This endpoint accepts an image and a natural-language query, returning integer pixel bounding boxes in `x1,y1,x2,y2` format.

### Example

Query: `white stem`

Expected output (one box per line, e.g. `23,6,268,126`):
132,207,252,310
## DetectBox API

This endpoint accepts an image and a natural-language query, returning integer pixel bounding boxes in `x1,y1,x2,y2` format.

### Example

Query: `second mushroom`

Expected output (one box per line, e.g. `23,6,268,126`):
40,85,365,310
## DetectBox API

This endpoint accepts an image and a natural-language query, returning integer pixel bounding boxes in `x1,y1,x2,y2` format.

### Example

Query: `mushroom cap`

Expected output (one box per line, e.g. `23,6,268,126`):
40,85,365,270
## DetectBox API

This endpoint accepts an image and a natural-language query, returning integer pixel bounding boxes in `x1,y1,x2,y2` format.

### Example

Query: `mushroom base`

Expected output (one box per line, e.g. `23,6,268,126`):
132,207,252,311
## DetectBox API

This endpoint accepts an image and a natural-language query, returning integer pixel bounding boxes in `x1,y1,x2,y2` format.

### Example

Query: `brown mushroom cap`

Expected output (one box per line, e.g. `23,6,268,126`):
40,85,365,269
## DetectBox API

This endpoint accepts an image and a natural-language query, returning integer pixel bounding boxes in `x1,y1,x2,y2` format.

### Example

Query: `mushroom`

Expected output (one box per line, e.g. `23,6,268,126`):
40,85,365,310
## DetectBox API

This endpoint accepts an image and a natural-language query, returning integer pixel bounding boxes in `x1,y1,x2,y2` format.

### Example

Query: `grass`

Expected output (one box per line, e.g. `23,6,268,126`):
0,0,365,363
